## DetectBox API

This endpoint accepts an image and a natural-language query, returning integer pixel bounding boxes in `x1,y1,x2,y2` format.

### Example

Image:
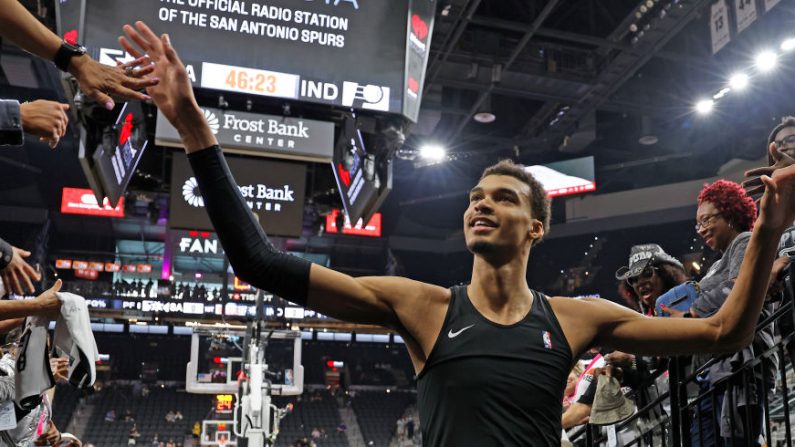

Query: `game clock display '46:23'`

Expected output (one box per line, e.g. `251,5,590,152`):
200,62,300,99
227,70,276,94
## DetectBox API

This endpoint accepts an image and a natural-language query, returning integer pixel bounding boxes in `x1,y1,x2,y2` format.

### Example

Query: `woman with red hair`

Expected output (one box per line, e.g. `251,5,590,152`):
666,180,771,446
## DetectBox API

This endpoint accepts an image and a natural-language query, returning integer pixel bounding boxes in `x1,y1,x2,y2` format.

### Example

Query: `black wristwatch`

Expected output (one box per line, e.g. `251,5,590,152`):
53,40,87,72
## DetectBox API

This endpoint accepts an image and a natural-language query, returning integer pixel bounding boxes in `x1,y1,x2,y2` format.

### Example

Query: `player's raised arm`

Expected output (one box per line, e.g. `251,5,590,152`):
120,21,442,331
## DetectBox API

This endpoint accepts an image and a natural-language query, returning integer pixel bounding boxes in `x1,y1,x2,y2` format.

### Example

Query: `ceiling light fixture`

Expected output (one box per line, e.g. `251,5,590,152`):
473,95,496,124
695,99,714,115
728,72,749,90
418,144,447,162
754,50,778,72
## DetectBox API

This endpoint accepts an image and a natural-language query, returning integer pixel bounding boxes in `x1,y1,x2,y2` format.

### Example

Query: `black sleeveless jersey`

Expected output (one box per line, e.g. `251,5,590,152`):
416,285,572,446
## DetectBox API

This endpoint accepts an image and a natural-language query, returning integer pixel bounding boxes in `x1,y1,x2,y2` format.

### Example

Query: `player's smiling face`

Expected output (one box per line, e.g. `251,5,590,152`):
464,175,538,256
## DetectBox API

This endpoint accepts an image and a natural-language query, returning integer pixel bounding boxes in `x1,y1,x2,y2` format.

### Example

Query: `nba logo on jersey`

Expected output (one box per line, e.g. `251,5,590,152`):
542,331,552,349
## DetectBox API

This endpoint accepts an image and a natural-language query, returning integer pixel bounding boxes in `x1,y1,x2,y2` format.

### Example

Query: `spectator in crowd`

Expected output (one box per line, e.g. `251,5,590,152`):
562,364,584,412
124,408,135,422
174,410,183,421
0,328,73,445
128,424,141,445
310,427,320,439
615,244,690,317
192,421,201,440
663,180,775,446
745,116,795,199
396,415,405,440
164,410,176,423
104,410,116,422
151,433,159,446
165,439,176,447
562,350,605,430
608,244,690,438
406,416,415,440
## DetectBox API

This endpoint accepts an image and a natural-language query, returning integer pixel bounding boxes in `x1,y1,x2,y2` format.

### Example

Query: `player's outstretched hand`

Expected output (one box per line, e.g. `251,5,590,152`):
120,21,216,151
757,163,795,232
743,142,795,199
119,21,195,127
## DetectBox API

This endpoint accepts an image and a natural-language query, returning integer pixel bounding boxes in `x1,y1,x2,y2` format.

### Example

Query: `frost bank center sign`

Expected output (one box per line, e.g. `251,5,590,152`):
156,107,334,162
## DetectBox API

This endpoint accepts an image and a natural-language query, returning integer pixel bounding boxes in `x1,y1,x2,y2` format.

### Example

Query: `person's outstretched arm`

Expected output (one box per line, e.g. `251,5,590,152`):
119,22,446,331
0,0,156,108
0,280,61,320
553,165,795,357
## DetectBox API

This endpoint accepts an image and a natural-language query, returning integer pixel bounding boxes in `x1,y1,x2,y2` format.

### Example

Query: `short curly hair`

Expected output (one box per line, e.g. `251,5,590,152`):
697,180,757,232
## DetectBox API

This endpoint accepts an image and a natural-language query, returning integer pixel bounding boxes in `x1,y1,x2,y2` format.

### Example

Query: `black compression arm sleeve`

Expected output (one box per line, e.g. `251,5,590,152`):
187,145,311,305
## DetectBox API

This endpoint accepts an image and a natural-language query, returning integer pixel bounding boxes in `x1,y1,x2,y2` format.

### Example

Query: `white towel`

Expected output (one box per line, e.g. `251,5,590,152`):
53,292,99,389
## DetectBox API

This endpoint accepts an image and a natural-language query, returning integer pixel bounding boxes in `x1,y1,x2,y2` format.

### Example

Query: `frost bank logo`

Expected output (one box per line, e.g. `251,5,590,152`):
203,109,220,135
182,177,205,208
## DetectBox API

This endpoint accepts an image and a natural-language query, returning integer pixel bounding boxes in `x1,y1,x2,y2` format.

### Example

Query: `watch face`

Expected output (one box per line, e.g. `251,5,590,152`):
64,41,86,54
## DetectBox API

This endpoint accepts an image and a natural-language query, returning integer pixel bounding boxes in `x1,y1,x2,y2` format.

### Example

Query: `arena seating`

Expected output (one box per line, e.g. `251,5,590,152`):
51,383,84,432
80,385,212,446
351,390,415,447
272,391,350,447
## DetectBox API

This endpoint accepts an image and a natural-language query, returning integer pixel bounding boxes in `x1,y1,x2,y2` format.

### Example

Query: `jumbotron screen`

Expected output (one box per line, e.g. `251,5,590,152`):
525,156,596,198
56,0,435,121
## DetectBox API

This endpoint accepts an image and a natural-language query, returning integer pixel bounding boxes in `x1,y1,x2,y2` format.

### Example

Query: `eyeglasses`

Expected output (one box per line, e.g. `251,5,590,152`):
774,134,795,149
695,213,722,231
627,266,657,287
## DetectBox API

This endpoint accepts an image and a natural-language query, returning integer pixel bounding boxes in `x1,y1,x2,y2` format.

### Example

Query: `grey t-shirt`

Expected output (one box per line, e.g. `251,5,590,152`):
692,231,751,317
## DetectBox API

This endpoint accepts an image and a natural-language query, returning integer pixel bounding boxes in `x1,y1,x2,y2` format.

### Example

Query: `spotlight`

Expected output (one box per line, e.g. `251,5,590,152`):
754,50,778,72
782,37,795,52
418,144,447,162
728,72,749,90
695,99,714,115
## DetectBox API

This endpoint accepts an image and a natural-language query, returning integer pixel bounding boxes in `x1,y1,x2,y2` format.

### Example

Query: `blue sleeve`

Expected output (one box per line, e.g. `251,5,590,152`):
0,100,23,146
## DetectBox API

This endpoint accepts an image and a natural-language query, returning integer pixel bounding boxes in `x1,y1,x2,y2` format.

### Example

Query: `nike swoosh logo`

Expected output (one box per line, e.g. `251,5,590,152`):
448,324,475,339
